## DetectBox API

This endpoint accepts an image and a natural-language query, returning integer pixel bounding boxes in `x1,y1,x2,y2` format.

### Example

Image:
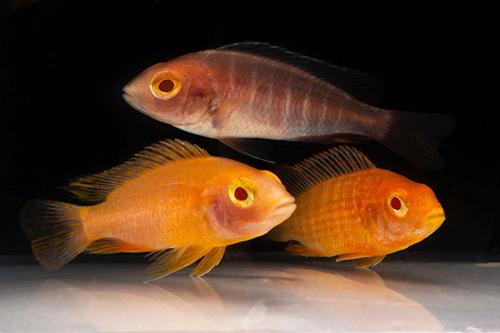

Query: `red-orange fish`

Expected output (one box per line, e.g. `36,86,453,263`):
123,42,454,169
21,139,296,278
267,146,445,266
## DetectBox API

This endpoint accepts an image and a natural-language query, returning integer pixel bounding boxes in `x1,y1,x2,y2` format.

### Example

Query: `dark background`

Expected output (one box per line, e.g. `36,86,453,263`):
0,1,497,256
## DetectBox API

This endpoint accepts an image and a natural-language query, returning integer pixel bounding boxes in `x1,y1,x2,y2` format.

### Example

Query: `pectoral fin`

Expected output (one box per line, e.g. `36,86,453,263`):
147,246,211,281
218,137,277,163
191,246,226,277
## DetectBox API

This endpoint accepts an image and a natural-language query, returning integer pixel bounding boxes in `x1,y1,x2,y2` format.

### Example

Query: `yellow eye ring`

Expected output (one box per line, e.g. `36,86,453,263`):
228,178,255,208
387,194,409,218
150,73,182,100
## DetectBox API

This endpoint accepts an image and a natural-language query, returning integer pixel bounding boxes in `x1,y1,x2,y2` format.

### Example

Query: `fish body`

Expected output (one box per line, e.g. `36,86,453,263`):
174,50,373,139
267,146,445,266
123,42,454,169
82,158,279,248
21,140,296,278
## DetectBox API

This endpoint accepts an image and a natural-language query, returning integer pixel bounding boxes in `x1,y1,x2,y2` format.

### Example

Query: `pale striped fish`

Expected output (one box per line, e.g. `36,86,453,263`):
123,42,454,169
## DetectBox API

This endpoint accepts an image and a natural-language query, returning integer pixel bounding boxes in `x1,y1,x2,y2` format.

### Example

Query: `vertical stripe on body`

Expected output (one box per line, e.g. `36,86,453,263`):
248,67,258,112
300,83,311,131
285,173,374,255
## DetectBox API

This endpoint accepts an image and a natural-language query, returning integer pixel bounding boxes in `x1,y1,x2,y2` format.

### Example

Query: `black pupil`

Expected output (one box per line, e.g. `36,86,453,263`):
234,187,248,201
158,79,174,93
391,197,402,210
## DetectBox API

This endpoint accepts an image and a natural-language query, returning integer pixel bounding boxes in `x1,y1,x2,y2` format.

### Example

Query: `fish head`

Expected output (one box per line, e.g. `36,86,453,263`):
204,163,296,244
123,54,217,128
366,171,445,253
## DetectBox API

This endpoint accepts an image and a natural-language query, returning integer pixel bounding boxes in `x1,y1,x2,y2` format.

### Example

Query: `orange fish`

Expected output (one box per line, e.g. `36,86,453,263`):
21,139,296,278
123,42,454,169
267,146,445,266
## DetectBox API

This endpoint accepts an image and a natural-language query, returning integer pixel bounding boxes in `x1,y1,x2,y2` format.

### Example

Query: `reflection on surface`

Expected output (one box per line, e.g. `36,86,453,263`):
0,262,443,332
262,267,443,331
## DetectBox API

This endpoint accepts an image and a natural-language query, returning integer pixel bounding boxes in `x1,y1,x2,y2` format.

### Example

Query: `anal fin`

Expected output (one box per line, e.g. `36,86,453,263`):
286,242,324,257
336,253,385,268
355,255,385,268
86,238,149,254
191,246,226,277
147,246,211,280
336,253,368,262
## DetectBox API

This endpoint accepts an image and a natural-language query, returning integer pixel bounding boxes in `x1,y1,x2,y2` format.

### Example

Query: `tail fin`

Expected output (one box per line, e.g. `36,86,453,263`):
20,200,88,270
375,110,455,169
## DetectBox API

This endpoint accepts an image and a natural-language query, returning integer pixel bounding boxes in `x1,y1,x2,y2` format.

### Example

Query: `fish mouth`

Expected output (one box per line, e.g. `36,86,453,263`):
264,196,297,229
425,208,446,225
122,87,189,127
122,92,148,115
417,208,446,236
122,82,149,114
212,196,296,242
237,196,296,237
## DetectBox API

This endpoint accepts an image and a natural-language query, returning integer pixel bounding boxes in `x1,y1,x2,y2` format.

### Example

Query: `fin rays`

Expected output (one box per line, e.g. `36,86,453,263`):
147,246,226,280
279,145,375,196
20,200,88,270
66,139,209,203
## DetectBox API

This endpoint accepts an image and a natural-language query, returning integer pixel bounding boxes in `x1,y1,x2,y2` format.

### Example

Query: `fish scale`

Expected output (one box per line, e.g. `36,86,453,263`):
268,146,445,265
21,139,296,278
204,49,369,138
283,173,377,256
123,43,454,168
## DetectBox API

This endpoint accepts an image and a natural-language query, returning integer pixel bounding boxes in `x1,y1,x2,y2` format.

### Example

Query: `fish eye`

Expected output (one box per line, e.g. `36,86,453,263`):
387,194,408,218
228,178,254,208
150,73,182,100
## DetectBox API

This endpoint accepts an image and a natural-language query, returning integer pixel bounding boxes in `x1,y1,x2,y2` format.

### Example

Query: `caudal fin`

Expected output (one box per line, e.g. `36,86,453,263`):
20,200,89,270
375,110,455,169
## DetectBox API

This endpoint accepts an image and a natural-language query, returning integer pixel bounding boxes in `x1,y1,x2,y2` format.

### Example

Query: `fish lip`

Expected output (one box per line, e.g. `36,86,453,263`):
274,196,296,214
417,208,446,236
210,196,296,241
265,196,297,227
425,208,446,224
122,92,148,115
236,196,296,236
121,90,189,127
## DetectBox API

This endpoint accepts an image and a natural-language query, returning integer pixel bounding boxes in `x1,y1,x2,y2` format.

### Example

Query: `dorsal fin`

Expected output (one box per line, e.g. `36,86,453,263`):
279,145,376,196
218,42,382,104
66,139,209,203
